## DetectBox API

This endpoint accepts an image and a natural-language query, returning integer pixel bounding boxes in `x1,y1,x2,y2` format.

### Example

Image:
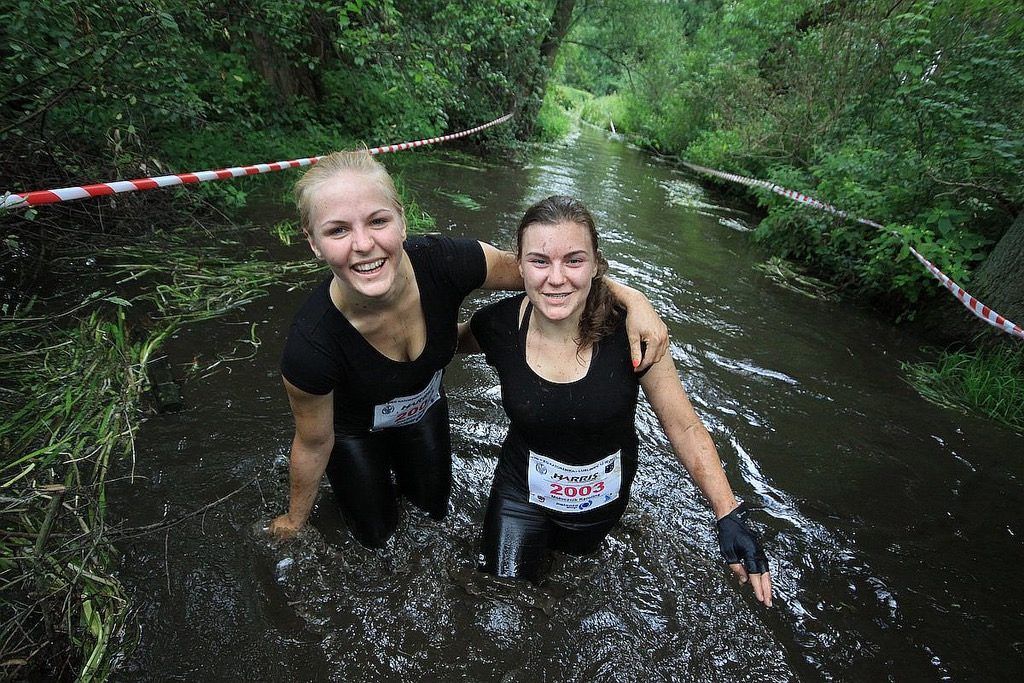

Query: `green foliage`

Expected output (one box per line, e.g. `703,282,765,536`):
579,93,629,131
1,0,551,204
555,0,1024,311
903,345,1024,433
535,86,573,141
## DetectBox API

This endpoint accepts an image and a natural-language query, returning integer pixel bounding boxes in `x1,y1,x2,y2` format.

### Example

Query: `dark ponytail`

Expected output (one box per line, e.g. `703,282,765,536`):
516,196,621,350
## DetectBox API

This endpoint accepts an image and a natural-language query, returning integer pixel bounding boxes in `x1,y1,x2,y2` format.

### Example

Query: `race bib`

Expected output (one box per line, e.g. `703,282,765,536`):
527,450,621,513
371,369,442,431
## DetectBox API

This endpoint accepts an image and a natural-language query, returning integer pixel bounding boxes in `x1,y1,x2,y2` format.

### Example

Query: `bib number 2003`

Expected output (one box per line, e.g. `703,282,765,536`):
527,451,621,514
548,481,605,498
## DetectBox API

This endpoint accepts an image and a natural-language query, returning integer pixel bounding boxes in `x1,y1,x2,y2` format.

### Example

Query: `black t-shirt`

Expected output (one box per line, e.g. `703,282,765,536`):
470,293,641,500
281,235,486,435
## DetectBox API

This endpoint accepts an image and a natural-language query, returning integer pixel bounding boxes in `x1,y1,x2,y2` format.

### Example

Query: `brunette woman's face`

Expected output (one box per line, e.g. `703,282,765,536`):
305,170,407,300
518,220,597,323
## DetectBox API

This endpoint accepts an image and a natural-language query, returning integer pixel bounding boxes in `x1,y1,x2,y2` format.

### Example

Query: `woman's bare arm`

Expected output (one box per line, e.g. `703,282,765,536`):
639,354,772,606
268,378,335,539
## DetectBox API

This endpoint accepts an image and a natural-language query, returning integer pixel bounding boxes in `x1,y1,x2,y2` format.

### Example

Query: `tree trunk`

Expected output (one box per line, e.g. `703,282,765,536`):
248,29,321,104
969,210,1024,328
932,210,1024,344
540,0,577,71
516,0,577,139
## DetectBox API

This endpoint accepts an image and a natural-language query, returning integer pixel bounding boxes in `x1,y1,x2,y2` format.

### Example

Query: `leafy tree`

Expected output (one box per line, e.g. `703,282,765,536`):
555,0,1024,324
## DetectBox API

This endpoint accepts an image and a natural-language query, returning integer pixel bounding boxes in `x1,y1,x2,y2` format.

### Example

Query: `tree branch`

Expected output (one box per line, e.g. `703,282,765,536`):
563,39,637,91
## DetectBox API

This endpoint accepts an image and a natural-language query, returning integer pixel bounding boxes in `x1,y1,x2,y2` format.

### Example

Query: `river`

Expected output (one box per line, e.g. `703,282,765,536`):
108,124,1024,681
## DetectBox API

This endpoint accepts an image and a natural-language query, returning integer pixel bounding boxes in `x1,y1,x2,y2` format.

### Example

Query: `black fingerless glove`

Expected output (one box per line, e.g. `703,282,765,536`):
716,504,769,574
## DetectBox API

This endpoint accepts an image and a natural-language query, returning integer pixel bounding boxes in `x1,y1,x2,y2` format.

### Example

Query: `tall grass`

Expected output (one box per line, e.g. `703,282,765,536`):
903,345,1024,434
579,93,630,133
0,224,321,680
0,307,155,681
536,89,574,142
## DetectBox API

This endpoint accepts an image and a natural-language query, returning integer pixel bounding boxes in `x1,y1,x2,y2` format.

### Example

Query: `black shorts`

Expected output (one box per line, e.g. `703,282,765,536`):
323,397,450,548
478,475,627,583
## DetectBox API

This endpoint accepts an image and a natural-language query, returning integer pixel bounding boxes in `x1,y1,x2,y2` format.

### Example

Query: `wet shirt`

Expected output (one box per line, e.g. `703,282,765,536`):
281,235,486,435
470,293,641,508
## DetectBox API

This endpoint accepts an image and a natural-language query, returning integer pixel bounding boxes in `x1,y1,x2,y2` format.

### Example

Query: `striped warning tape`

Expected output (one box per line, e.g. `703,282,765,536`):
2,114,513,210
682,161,1023,340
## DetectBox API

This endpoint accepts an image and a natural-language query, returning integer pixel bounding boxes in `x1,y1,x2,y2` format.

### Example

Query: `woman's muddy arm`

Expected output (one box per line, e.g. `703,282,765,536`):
605,279,668,372
269,378,335,539
639,354,772,606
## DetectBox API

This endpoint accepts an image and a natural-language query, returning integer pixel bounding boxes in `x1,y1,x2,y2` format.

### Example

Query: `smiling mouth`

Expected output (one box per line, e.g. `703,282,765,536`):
543,292,571,300
352,258,386,274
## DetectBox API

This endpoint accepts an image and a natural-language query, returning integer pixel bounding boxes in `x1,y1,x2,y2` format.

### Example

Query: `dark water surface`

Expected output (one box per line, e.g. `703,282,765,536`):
109,125,1024,681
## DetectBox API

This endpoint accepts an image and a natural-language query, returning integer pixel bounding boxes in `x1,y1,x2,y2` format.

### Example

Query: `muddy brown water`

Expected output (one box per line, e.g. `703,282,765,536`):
108,125,1024,681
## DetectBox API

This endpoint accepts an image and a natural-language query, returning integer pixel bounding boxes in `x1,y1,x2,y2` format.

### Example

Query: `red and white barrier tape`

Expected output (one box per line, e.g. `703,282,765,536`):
683,161,1023,340
2,114,513,209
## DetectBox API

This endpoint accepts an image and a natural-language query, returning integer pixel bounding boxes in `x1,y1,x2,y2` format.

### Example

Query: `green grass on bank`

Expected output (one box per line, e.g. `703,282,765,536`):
579,93,630,133
537,85,645,145
903,346,1024,434
536,84,628,141
0,234,322,679
536,92,573,142
535,84,599,142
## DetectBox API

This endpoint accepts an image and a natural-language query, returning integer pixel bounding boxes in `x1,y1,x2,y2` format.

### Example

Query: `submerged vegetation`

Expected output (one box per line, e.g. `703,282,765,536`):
753,257,840,302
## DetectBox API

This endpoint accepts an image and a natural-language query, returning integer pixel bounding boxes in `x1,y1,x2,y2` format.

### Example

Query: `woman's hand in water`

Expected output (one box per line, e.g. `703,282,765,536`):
728,561,773,607
268,513,303,540
717,504,773,607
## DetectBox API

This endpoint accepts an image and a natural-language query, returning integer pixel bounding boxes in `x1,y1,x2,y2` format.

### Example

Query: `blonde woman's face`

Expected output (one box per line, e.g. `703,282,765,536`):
306,171,407,300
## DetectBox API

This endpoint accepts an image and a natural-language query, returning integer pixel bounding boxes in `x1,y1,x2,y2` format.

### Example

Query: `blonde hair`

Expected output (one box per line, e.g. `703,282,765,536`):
293,150,403,234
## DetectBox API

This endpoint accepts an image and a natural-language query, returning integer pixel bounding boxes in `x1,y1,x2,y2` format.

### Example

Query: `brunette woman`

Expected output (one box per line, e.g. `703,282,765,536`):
460,195,771,605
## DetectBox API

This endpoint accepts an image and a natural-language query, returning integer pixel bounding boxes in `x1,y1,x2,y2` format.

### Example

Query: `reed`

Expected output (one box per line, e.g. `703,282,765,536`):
0,224,321,680
1,307,148,680
903,345,1024,434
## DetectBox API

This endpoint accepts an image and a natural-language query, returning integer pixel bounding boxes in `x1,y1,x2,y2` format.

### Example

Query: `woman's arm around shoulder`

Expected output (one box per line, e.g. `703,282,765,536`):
639,354,773,606
477,241,667,371
268,377,336,540
605,279,668,373
479,242,522,290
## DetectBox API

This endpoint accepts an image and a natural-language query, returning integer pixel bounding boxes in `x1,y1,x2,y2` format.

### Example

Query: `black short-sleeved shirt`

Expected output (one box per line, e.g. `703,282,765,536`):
470,293,641,504
281,235,486,435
